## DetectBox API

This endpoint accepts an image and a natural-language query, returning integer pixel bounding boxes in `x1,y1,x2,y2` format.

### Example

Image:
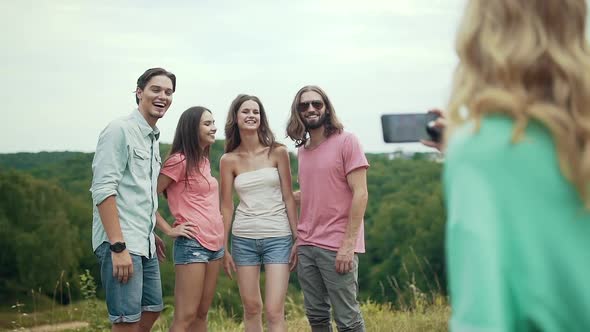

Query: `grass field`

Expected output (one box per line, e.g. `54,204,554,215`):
1,270,449,332
0,298,449,332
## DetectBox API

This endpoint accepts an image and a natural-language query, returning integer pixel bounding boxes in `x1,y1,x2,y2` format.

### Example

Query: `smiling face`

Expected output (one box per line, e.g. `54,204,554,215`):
136,75,174,126
298,90,327,130
236,99,261,132
198,110,217,148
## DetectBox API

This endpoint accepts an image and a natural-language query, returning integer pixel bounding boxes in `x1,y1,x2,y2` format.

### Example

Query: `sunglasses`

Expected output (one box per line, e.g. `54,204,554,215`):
297,100,324,112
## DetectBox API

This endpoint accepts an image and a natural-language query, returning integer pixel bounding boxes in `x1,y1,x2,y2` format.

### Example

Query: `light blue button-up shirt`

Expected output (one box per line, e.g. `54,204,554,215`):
90,109,161,258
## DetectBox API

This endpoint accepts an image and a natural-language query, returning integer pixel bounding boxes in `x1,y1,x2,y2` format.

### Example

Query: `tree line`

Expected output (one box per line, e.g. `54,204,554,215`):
0,143,446,310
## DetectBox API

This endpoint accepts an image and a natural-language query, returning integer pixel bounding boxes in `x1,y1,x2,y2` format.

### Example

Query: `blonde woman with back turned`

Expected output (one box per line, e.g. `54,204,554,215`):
444,0,590,331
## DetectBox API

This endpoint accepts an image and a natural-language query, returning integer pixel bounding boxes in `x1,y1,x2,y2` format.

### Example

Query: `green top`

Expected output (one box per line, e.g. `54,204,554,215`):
443,114,590,332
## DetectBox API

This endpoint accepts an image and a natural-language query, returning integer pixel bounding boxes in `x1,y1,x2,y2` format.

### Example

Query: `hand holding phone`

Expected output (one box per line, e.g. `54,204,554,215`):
381,111,443,143
421,109,446,151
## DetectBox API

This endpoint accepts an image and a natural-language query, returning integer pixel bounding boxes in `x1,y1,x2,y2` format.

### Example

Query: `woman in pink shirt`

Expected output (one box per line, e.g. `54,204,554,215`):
155,106,225,332
220,94,298,332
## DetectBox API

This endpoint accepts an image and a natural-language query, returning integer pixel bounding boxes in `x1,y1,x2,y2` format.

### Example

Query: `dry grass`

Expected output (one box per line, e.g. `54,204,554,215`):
1,300,449,332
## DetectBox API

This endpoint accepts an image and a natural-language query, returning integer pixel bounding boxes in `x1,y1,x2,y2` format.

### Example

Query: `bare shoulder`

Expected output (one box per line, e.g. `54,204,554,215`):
271,144,289,158
220,152,238,168
270,145,289,166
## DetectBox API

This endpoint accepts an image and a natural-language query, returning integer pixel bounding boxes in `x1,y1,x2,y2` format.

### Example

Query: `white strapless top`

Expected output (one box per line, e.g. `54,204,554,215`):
232,167,291,239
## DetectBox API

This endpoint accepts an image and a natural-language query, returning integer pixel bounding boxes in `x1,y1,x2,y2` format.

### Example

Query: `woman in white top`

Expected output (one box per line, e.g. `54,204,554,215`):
220,94,298,332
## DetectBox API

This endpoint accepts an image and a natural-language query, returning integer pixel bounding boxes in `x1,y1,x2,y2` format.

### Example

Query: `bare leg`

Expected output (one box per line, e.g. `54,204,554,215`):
112,322,139,332
190,259,222,332
169,263,207,332
264,264,290,332
237,265,263,332
138,311,160,332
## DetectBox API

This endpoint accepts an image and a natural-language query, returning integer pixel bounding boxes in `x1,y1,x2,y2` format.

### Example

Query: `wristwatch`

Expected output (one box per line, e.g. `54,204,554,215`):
109,242,126,253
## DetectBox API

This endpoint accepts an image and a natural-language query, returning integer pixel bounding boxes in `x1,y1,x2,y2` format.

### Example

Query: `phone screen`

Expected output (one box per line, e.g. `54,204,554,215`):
381,113,439,143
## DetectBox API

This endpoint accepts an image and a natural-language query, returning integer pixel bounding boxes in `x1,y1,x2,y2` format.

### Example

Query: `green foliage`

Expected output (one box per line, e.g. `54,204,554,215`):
0,151,88,171
362,158,446,305
214,275,244,320
79,270,96,302
0,146,447,314
0,170,82,303
79,270,108,331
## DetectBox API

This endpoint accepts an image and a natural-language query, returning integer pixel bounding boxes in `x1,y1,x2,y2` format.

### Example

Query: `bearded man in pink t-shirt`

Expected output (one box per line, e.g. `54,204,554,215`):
286,85,369,332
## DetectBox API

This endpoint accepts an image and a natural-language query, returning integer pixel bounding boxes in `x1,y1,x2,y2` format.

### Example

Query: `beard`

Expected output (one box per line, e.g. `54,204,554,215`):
302,112,327,130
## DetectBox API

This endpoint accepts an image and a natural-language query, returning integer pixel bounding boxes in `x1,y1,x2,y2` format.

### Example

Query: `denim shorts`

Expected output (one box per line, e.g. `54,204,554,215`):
231,235,292,266
173,236,225,265
94,242,163,323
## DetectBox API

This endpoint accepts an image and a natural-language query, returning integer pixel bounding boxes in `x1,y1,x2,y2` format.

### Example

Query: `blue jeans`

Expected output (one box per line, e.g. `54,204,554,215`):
231,235,292,266
95,242,163,323
173,236,225,265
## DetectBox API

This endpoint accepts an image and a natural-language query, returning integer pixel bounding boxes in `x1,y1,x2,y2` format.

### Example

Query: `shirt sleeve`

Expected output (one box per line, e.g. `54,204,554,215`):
160,153,184,182
90,121,128,206
342,133,369,175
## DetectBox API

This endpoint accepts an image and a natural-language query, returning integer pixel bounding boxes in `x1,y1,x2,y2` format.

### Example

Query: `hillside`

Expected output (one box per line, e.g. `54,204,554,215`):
0,143,446,315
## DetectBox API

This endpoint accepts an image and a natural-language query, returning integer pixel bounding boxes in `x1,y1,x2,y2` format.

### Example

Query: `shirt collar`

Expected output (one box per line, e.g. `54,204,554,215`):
132,109,160,140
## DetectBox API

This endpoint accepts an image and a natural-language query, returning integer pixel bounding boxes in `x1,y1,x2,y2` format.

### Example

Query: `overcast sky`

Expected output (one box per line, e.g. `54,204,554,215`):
1,0,467,154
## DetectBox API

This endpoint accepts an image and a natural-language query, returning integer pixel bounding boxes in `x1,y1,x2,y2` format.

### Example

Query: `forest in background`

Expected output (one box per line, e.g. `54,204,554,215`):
0,142,446,316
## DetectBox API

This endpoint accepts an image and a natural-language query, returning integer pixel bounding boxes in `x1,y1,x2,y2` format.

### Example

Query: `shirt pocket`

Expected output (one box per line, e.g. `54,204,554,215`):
129,147,150,178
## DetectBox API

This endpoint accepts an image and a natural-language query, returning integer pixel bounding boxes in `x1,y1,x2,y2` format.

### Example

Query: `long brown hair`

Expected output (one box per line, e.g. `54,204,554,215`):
224,94,279,153
286,85,343,147
166,106,212,185
447,0,590,206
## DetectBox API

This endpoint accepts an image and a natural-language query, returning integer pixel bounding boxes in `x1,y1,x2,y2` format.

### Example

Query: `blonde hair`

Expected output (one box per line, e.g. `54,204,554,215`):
447,0,590,207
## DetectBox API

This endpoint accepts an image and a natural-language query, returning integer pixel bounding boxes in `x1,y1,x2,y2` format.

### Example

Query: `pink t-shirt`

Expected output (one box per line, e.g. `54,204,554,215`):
160,153,224,251
297,131,369,253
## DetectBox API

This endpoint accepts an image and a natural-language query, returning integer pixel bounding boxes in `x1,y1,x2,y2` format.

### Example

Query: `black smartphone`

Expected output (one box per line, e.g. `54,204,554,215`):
381,113,442,143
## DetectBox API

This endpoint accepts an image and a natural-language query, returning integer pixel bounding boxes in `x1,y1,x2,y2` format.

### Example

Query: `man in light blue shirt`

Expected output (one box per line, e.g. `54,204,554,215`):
90,67,176,331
